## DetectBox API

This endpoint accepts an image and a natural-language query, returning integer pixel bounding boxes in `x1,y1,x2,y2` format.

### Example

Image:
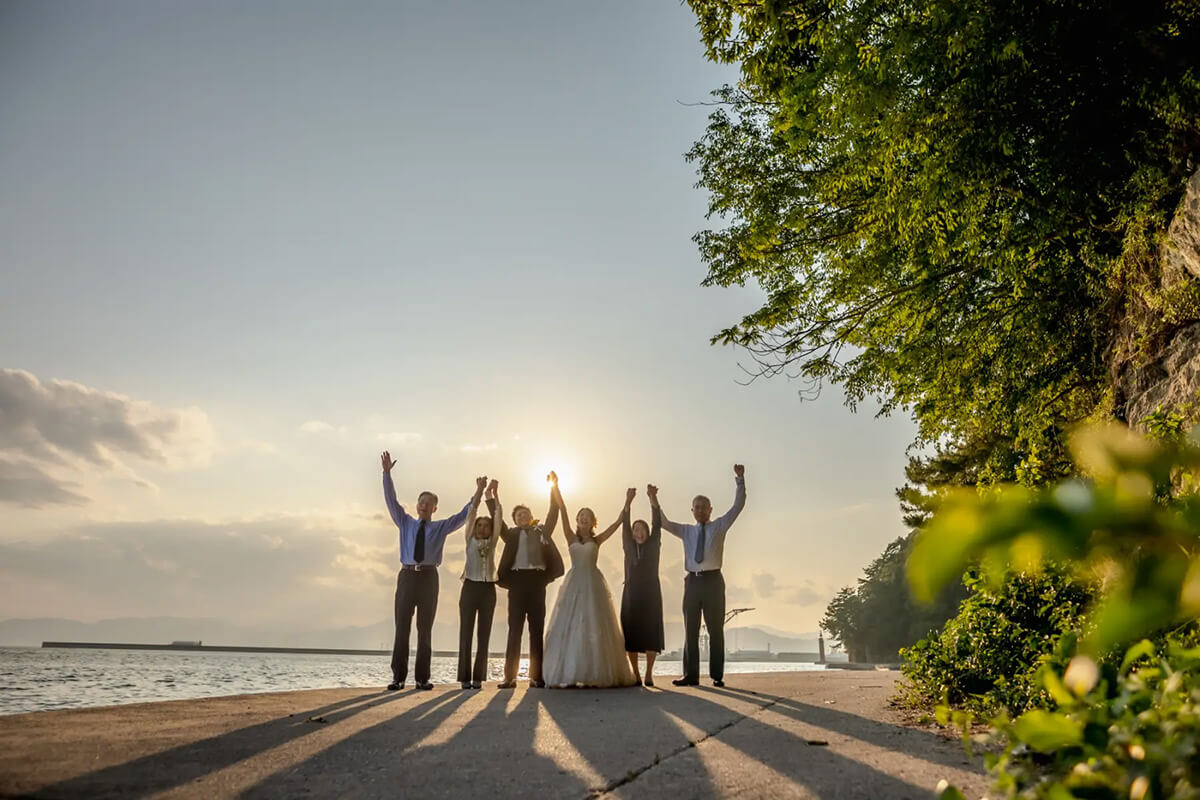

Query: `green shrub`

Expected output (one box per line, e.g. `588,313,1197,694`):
907,425,1200,798
987,636,1200,799
900,568,1095,715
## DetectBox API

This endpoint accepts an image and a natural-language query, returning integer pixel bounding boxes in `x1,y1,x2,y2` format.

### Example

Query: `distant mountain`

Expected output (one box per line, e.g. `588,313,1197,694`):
723,626,821,654
749,624,823,641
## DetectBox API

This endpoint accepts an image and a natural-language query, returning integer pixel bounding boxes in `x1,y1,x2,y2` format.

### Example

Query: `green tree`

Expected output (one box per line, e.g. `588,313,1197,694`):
686,0,1200,478
821,585,866,660
823,532,967,662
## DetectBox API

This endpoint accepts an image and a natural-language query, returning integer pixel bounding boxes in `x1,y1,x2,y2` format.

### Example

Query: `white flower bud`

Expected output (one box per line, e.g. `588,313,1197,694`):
1063,655,1099,696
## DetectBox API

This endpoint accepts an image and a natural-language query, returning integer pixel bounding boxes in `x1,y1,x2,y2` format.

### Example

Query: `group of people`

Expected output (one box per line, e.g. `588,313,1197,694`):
380,451,747,690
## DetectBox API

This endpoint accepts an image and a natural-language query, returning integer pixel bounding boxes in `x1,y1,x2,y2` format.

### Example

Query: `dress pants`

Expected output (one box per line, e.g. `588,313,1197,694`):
457,579,497,683
392,568,439,684
505,570,547,682
682,570,725,682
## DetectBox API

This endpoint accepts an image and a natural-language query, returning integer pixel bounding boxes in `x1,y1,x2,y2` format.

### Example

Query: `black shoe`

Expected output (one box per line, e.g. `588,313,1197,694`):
497,680,516,689
471,681,482,690
386,682,403,691
712,679,725,688
644,678,654,687
416,681,434,691
672,678,699,687
461,682,472,690
530,680,546,688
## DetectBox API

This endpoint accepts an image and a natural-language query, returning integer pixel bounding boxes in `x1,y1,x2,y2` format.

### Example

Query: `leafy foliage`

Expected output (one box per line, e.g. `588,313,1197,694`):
988,635,1200,799
686,0,1200,477
908,425,1200,654
906,425,1200,797
900,568,1095,715
822,533,966,662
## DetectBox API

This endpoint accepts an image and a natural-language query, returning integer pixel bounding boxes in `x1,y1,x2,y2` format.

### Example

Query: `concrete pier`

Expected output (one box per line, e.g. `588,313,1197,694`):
0,671,990,799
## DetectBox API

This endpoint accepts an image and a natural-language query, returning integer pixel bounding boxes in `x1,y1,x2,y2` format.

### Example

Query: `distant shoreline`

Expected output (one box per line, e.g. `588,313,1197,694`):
40,641,485,658
38,641,834,663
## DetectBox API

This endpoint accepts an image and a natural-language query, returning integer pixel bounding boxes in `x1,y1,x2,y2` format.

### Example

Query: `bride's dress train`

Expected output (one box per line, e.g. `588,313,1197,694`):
543,539,638,688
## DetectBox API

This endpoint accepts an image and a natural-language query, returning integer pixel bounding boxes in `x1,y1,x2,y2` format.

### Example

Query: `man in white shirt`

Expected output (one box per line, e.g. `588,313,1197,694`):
491,477,562,688
648,464,746,687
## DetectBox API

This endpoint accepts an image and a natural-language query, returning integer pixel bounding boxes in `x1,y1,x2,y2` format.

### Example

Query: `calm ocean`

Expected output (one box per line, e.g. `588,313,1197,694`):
0,647,825,715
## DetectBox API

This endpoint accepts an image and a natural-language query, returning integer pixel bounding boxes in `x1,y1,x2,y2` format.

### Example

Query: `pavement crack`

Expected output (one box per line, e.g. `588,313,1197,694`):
587,698,779,798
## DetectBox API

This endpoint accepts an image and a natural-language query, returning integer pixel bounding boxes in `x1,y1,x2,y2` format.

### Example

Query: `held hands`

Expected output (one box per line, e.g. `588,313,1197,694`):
381,451,396,472
475,475,488,493
734,464,745,479
547,470,564,507
625,487,636,507
487,479,499,500
646,484,658,504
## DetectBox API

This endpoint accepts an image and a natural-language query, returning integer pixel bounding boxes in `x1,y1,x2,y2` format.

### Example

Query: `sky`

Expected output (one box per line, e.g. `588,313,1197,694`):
0,1,919,643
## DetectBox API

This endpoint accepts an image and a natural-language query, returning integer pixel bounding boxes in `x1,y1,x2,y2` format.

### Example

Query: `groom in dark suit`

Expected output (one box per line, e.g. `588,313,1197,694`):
489,472,563,688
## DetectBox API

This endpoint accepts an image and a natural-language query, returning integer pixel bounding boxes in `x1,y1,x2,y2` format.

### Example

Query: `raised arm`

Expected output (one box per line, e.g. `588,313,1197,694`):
714,464,747,531
463,476,487,543
596,487,635,546
381,451,409,527
622,503,633,550
490,500,504,541
550,476,574,542
647,483,684,537
442,476,486,533
480,479,503,549
484,481,513,542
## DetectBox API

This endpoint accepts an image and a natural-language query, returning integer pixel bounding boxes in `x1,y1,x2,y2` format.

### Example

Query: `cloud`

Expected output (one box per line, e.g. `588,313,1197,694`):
0,368,213,468
726,582,754,604
376,431,422,447
0,456,88,507
786,582,823,607
0,516,400,628
0,368,215,506
752,571,776,598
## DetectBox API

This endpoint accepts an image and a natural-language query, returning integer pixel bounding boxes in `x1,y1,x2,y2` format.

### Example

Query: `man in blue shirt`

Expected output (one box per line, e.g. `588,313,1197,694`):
381,450,484,690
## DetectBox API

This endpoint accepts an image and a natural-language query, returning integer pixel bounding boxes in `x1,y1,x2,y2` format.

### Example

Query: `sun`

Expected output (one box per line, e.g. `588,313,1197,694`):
529,457,578,496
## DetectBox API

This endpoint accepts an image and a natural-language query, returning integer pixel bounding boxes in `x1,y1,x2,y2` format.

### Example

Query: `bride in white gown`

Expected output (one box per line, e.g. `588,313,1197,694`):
542,482,639,688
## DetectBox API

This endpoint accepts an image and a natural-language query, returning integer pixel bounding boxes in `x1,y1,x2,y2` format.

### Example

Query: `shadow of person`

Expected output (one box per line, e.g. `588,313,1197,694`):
240,687,591,799
703,685,979,771
533,685,728,794
21,690,419,799
631,687,987,798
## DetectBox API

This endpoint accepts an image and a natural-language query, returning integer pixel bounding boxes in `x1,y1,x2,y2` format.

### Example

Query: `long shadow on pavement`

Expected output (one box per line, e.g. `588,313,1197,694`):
704,685,980,772
535,685,724,794
241,687,591,799
618,688,945,798
22,690,416,799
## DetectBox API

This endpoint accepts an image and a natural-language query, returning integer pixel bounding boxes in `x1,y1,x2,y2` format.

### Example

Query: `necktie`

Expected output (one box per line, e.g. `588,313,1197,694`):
694,522,706,565
414,520,427,564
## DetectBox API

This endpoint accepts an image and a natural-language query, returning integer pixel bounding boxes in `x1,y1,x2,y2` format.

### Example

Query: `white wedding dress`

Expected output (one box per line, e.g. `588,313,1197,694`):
543,538,639,688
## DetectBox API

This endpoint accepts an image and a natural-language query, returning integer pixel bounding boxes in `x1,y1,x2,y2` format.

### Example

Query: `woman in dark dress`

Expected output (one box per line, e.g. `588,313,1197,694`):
620,488,664,686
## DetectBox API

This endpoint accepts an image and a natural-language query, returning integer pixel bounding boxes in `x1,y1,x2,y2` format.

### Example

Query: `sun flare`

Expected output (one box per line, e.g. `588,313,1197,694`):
528,457,578,496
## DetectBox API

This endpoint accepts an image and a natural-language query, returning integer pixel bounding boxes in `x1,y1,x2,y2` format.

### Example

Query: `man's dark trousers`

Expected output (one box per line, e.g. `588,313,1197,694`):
682,570,725,682
392,567,439,685
504,570,546,683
